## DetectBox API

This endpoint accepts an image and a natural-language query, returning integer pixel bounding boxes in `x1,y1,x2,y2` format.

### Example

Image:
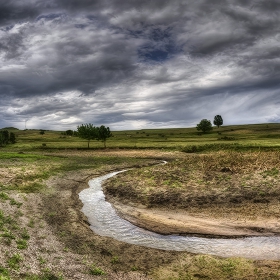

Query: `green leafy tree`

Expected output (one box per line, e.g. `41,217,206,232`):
196,119,213,133
97,125,112,148
77,124,98,148
213,115,223,128
39,130,45,135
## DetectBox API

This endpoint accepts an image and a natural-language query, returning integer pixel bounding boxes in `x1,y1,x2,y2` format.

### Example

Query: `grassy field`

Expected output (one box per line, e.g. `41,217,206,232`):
3,122,280,151
0,123,280,279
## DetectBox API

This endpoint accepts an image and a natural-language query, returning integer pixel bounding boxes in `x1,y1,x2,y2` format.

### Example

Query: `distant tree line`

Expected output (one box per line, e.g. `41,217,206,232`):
0,130,16,146
196,115,223,133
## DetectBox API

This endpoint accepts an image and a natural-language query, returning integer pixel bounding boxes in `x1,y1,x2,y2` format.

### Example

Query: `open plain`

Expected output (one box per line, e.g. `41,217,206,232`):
1,124,280,279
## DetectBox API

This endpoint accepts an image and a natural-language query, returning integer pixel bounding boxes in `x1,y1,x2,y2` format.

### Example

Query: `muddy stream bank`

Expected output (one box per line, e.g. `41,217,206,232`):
79,170,280,260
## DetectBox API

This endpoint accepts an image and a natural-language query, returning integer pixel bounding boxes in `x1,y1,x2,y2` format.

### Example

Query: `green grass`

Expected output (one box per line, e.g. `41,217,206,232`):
89,264,105,276
7,253,22,270
21,228,30,240
0,193,9,200
0,266,10,279
1,123,280,151
16,239,28,249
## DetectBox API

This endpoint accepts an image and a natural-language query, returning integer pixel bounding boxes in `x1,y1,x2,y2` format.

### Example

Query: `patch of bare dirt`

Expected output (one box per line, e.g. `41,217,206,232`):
0,190,101,279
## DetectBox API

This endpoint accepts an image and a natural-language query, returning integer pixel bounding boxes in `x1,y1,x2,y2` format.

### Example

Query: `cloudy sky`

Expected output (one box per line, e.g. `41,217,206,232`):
1,0,280,130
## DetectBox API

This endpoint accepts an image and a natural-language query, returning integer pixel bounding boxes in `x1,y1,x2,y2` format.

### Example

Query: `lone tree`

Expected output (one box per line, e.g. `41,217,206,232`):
77,123,98,148
196,119,213,133
213,115,223,128
97,125,112,148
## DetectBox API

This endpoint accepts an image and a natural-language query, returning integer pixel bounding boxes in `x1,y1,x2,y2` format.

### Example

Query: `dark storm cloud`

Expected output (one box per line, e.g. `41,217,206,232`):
0,1,39,27
0,12,138,98
1,0,280,130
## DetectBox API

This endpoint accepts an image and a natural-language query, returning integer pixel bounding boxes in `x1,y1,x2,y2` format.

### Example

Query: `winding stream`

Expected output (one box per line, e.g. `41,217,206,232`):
79,170,280,260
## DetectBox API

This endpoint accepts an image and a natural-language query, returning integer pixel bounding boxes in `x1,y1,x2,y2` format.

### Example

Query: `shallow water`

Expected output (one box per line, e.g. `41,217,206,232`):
79,170,280,260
